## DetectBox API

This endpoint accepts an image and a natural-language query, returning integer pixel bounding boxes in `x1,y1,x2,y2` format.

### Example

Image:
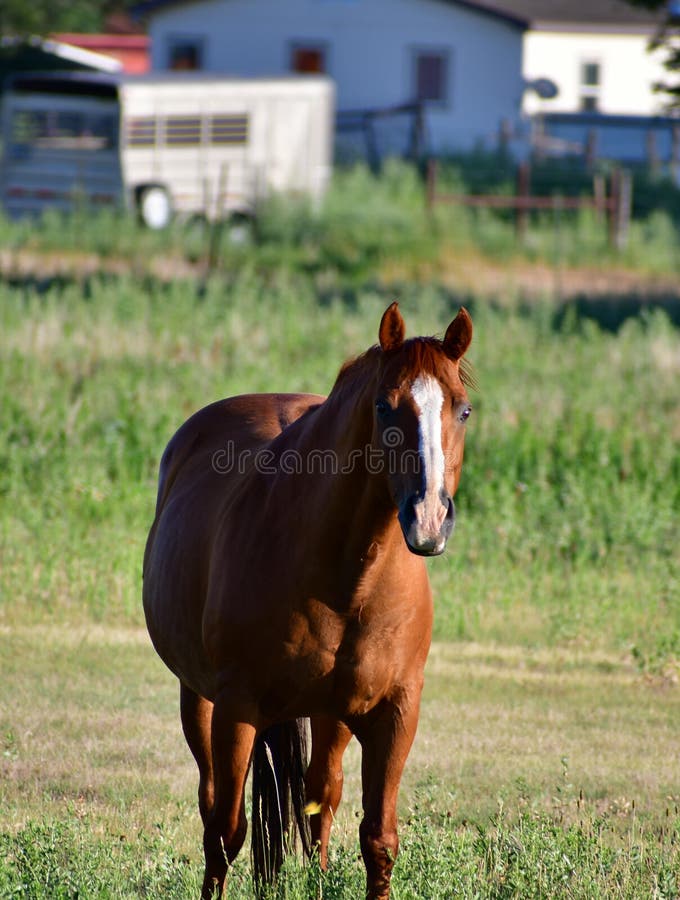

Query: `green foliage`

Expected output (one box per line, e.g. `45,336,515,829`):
0,820,202,898
253,161,435,282
0,0,137,36
0,170,679,897
1,808,678,898
1,272,678,664
622,0,680,108
1,160,680,277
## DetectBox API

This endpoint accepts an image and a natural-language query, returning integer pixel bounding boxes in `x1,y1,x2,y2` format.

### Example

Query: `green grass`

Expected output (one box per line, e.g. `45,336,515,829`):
1,629,679,898
1,276,677,659
3,812,678,898
1,176,679,895
1,160,679,279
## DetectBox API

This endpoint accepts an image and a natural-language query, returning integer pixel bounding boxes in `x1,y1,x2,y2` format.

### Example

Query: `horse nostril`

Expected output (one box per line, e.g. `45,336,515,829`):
438,489,454,521
442,496,455,535
398,494,416,530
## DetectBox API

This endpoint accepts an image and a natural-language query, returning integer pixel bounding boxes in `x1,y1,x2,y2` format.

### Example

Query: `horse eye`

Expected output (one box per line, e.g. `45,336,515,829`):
459,405,472,423
375,399,391,418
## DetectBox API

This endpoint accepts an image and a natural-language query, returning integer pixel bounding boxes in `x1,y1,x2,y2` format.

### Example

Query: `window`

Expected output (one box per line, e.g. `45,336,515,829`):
11,108,118,152
580,60,600,112
413,49,449,104
582,62,600,87
290,43,327,74
168,38,203,71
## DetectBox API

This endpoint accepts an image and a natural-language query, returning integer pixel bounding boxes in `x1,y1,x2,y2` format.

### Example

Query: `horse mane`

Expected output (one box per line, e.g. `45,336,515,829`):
329,337,476,401
328,345,382,402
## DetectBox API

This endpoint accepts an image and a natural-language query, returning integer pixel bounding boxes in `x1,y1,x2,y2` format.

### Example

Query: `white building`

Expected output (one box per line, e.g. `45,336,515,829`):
492,0,670,116
135,0,528,153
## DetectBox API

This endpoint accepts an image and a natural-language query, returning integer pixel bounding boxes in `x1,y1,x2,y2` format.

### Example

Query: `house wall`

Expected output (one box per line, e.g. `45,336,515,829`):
147,0,525,152
523,29,668,116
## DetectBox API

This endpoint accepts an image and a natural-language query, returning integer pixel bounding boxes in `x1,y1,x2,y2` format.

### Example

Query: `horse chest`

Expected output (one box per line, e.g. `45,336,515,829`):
299,606,415,717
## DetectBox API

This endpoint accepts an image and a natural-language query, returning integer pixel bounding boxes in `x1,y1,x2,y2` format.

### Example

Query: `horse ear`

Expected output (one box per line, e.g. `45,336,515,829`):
379,302,406,352
443,307,473,361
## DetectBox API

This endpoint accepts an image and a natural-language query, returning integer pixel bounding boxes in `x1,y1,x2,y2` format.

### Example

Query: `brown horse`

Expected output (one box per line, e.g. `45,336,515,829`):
143,302,473,899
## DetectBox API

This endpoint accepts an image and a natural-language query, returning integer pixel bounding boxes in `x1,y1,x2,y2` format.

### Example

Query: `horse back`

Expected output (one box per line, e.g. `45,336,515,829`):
154,392,325,517
143,392,324,694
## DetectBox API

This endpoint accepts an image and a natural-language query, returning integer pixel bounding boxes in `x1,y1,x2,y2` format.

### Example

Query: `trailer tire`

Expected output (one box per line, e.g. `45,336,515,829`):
138,186,172,229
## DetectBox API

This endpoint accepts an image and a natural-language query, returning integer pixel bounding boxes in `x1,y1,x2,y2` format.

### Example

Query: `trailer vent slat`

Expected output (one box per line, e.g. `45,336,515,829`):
209,114,249,145
127,117,156,146
165,116,202,146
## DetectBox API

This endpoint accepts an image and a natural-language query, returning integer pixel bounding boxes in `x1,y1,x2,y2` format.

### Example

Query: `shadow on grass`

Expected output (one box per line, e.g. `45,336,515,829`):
551,292,680,331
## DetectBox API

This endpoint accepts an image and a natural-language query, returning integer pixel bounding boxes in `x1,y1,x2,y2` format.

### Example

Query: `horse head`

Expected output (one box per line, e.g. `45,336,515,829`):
375,302,473,556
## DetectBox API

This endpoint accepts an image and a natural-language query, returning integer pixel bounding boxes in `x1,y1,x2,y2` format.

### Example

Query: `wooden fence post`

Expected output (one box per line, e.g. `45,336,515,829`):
617,169,633,250
516,161,530,242
498,118,512,155
364,114,380,173
207,163,229,274
608,168,632,251
593,173,606,223
672,125,680,183
646,131,659,174
608,168,620,249
585,129,597,171
411,102,425,162
425,158,438,214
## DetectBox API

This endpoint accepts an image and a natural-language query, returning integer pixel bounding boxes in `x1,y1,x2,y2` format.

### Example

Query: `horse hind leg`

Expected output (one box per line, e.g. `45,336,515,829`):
180,683,215,825
304,716,353,869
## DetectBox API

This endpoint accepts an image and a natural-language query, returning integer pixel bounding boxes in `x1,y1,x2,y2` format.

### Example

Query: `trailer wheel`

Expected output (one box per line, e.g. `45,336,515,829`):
138,186,172,229
227,212,253,245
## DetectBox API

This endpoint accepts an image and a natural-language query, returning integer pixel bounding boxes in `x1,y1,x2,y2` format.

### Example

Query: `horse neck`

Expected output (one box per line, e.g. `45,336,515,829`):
279,360,400,558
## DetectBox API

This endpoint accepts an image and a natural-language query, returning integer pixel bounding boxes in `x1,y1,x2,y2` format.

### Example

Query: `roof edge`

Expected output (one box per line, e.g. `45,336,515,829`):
132,0,528,28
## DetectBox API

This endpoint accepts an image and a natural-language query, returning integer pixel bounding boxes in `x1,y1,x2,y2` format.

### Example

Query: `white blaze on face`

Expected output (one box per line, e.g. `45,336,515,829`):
410,374,447,533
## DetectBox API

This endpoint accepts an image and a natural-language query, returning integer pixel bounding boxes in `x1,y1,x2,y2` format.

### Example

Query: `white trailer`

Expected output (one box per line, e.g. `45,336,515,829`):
0,71,334,227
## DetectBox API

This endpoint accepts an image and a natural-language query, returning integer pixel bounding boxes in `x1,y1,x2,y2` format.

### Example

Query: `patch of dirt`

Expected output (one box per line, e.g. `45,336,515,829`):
2,245,679,305
450,257,680,300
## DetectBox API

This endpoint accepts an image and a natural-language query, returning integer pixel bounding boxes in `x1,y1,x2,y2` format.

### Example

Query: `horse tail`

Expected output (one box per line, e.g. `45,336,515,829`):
251,718,312,888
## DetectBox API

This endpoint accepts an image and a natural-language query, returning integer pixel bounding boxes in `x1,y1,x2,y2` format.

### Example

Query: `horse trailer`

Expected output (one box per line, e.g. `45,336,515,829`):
0,71,334,227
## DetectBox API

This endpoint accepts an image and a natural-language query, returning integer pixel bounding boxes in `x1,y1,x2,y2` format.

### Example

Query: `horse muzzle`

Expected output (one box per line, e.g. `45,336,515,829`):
398,490,455,557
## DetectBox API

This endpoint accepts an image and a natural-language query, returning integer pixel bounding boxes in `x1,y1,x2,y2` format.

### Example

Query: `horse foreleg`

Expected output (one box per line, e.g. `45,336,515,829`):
201,692,257,900
353,692,421,900
180,684,215,825
304,716,353,868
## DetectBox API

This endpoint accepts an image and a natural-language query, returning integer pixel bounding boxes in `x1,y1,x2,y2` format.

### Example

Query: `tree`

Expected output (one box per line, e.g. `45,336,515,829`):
624,0,680,108
0,0,137,35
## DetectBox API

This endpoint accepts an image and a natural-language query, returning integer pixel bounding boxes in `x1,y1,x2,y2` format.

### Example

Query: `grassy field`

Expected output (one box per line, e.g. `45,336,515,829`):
1,178,679,895
2,161,680,283
2,627,679,898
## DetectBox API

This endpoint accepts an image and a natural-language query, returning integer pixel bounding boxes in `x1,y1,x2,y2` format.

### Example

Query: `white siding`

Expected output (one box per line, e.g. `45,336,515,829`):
148,0,525,152
523,29,668,116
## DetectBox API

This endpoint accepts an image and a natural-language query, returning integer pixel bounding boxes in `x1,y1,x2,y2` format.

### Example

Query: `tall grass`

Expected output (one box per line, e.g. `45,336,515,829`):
3,807,678,898
1,174,679,897
1,160,679,277
1,273,678,667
